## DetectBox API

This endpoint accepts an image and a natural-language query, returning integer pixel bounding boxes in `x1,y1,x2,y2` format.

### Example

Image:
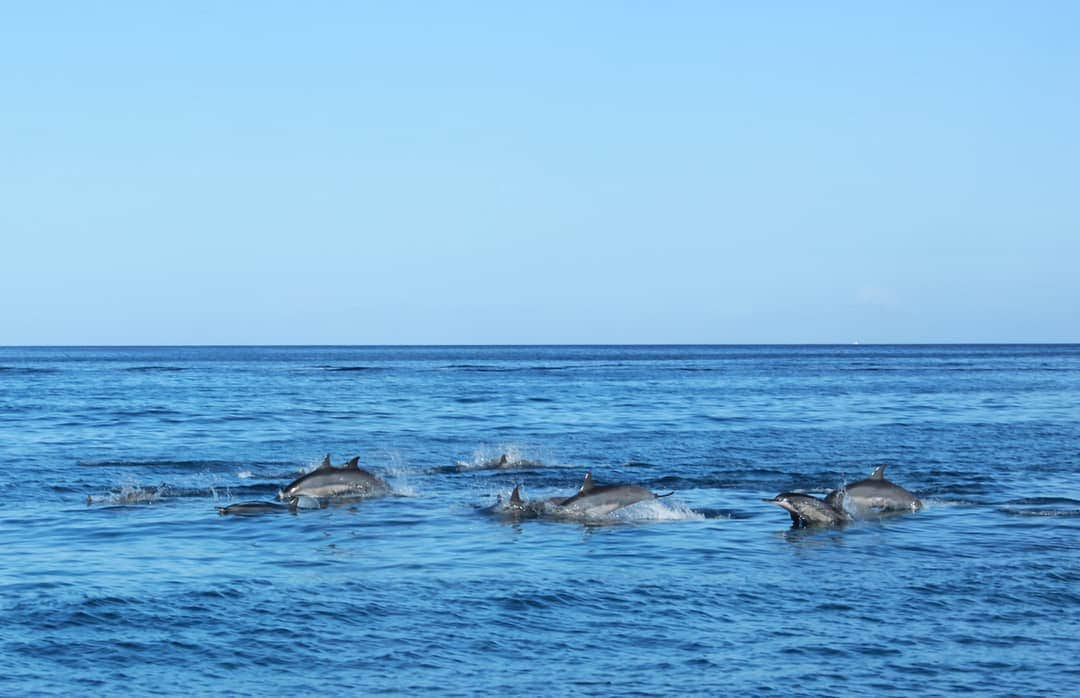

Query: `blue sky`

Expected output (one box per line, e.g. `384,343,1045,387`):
2,2,1077,344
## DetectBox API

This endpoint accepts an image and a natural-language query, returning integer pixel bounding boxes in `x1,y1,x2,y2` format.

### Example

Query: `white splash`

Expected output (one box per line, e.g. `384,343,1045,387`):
610,499,707,522
455,444,544,470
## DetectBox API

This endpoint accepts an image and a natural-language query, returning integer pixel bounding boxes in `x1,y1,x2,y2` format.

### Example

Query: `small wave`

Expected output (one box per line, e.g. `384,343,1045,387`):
703,415,751,424
996,496,1080,517
261,470,307,480
122,366,186,372
77,460,237,470
694,507,755,520
910,483,993,497
645,474,746,490
437,364,584,373
1001,497,1080,506
998,507,1080,517
919,498,985,509
175,483,282,499
0,366,59,374
111,408,181,418
432,462,548,474
232,467,306,480
315,365,380,372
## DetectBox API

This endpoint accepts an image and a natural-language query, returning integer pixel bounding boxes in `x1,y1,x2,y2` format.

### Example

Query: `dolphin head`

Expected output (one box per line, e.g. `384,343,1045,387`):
764,493,800,515
766,492,849,527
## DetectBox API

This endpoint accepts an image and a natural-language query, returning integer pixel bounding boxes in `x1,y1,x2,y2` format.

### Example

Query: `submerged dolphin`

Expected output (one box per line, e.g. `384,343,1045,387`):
477,453,542,469
766,492,851,528
279,454,390,501
553,472,673,517
87,484,166,506
825,465,922,517
218,499,297,516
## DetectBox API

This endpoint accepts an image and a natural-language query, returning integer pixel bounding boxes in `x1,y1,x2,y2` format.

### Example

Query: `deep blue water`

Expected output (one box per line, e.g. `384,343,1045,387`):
1,345,1078,695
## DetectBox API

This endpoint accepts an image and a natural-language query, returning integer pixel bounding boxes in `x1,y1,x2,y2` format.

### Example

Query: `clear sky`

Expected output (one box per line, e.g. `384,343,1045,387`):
2,2,1077,344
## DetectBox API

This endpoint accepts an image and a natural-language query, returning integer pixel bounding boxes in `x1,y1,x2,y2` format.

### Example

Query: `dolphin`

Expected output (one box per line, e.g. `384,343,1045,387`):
480,485,547,520
824,465,922,517
553,472,673,517
217,499,297,516
279,454,390,501
766,492,851,528
479,452,541,469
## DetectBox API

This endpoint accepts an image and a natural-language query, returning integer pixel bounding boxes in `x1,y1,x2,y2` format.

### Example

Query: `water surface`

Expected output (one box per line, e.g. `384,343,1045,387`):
1,345,1078,695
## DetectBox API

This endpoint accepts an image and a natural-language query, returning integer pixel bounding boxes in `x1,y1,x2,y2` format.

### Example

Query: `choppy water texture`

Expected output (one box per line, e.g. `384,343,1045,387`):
1,345,1078,695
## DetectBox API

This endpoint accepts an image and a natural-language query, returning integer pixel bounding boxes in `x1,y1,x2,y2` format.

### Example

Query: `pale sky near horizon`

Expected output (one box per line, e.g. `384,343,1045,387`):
2,2,1078,344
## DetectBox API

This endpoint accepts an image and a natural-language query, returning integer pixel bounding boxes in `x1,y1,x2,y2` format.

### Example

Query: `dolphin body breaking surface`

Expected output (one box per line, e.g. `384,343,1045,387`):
482,474,674,522
825,465,922,517
279,454,390,501
766,492,852,528
480,485,550,520
551,472,673,518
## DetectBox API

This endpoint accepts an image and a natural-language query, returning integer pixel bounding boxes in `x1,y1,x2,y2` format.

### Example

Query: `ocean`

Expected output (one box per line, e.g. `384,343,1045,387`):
1,345,1078,695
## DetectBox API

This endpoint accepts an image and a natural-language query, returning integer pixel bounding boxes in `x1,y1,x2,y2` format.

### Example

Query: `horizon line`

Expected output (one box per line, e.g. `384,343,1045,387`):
3,342,1079,349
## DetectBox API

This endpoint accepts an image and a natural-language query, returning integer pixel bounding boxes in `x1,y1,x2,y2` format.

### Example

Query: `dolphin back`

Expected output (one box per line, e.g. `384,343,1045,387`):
280,456,390,499
827,466,921,516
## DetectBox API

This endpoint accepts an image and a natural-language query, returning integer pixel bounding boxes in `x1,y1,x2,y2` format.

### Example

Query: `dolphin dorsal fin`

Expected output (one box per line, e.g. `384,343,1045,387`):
499,454,509,466
346,457,360,469
579,472,594,494
870,465,886,480
510,486,523,505
318,454,333,470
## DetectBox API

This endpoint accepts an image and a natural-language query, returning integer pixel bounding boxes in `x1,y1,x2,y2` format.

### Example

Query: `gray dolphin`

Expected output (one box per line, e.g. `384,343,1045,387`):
553,472,673,517
766,492,851,528
279,454,390,501
824,465,922,517
217,499,297,516
477,453,542,469
480,485,547,520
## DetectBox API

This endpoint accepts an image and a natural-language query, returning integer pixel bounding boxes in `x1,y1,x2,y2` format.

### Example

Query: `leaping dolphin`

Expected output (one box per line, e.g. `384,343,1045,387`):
766,492,851,528
279,454,390,501
824,465,922,517
553,472,673,517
